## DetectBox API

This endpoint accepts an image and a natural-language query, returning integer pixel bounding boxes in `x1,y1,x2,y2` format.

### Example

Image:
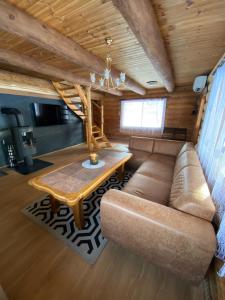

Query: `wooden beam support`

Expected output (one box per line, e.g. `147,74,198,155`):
112,0,175,92
0,1,145,96
0,69,59,99
192,94,206,144
0,48,122,97
100,99,104,137
208,52,225,84
85,86,93,152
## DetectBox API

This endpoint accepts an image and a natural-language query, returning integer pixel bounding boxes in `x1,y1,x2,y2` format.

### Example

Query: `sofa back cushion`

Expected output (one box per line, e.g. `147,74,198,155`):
174,150,201,178
153,139,184,157
129,136,154,153
169,166,215,221
178,142,195,157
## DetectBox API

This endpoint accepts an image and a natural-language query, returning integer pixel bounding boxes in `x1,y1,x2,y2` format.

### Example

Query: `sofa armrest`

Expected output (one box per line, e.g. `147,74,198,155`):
101,189,216,282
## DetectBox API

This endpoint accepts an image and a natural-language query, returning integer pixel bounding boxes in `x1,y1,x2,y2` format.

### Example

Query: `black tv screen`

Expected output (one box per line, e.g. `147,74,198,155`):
32,103,67,126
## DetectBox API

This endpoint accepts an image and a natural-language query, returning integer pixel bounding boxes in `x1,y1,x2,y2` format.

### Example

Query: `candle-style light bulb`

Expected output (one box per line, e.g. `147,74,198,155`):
104,68,110,80
120,72,126,83
90,73,96,84
99,78,105,87
115,78,120,87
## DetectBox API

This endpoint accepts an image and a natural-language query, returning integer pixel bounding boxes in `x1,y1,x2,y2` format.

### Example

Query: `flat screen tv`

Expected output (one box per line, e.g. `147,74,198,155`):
32,103,67,126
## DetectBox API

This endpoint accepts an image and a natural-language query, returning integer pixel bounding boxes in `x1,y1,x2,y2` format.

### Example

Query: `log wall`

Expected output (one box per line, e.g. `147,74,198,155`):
104,87,197,141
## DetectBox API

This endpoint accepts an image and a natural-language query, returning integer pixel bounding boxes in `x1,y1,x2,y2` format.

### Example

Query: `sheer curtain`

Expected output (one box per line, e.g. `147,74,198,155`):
197,61,225,276
120,98,166,137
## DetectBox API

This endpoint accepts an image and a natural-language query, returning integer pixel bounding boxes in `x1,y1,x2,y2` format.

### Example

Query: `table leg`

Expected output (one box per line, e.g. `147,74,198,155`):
72,200,85,230
117,163,125,181
49,194,60,213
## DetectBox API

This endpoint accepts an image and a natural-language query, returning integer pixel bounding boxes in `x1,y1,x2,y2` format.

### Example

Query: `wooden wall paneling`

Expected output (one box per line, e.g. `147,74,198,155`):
192,94,207,144
104,88,197,141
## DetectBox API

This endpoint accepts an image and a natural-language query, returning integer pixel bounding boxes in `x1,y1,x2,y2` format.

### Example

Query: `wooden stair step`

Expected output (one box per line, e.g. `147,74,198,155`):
71,109,84,113
67,104,82,109
72,112,85,117
53,82,72,87
95,136,104,140
63,94,79,98
52,81,86,122
68,101,82,105
77,115,86,120
64,98,82,103
72,110,84,114
71,100,82,103
53,81,111,150
57,86,74,91
68,106,84,113
76,114,85,120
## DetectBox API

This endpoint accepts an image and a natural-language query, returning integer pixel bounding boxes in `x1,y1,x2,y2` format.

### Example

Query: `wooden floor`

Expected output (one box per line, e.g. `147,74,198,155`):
0,144,206,300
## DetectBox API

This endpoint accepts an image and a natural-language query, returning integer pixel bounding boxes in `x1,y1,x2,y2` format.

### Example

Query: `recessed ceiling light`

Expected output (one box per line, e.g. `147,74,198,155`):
147,81,158,85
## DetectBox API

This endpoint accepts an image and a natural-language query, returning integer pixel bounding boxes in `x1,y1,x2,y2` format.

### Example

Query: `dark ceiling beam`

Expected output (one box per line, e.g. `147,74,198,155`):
0,48,122,96
112,0,175,92
0,1,146,95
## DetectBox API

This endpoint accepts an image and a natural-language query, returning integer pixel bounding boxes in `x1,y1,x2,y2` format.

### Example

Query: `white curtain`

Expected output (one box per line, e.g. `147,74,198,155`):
197,61,225,276
120,98,166,137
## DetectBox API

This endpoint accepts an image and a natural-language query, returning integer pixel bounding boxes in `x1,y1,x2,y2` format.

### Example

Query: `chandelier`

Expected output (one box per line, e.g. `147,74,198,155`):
90,37,126,90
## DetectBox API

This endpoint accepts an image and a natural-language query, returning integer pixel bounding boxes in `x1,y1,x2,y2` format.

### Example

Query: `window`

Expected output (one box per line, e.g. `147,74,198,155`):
120,98,166,137
197,61,225,276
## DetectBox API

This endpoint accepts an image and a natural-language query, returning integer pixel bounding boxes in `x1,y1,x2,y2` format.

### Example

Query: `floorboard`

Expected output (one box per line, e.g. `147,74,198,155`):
0,144,205,300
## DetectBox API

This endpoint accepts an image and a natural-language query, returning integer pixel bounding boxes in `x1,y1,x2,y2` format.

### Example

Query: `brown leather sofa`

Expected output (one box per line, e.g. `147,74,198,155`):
100,136,216,283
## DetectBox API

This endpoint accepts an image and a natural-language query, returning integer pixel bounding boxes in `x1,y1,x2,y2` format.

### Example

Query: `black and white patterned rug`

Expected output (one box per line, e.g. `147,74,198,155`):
22,171,132,264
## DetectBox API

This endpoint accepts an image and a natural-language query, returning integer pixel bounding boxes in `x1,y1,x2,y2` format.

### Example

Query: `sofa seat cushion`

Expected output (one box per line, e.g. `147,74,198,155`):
148,153,176,166
127,149,152,170
174,150,202,178
136,155,175,183
123,173,170,205
169,166,216,221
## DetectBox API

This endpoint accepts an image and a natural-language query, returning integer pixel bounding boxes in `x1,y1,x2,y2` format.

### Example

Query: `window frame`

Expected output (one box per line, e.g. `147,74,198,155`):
120,98,167,132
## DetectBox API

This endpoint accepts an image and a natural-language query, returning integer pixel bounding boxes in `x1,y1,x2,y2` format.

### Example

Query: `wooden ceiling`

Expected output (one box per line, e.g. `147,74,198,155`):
153,0,225,86
0,0,224,91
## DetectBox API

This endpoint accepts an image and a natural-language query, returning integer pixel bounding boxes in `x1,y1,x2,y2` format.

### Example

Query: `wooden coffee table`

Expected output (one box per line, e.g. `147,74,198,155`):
29,150,132,229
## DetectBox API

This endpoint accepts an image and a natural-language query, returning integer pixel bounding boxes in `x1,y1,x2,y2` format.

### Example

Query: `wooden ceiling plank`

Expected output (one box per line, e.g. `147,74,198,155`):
0,48,122,97
112,0,175,92
0,1,145,95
